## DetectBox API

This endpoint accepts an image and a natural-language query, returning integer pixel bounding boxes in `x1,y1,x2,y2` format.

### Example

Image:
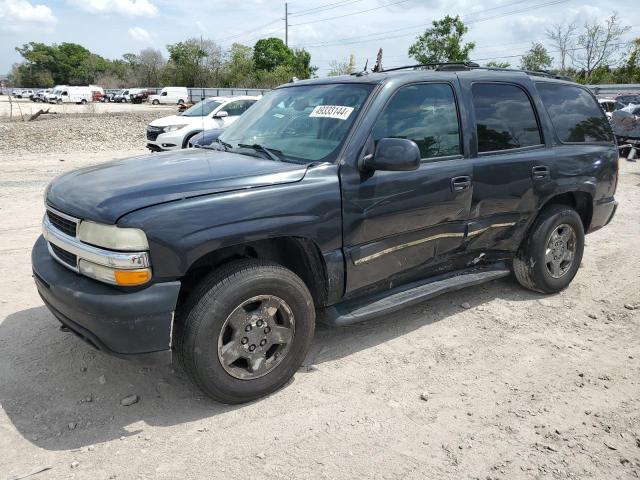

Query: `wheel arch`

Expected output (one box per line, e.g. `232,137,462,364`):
176,236,334,313
538,190,593,233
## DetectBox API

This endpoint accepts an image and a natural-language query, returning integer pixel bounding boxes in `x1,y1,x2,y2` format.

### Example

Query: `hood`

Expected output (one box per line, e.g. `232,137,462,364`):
46,149,308,224
149,115,199,127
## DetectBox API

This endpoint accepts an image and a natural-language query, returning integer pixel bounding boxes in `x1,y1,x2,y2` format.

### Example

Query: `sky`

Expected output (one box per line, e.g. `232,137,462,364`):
0,0,639,78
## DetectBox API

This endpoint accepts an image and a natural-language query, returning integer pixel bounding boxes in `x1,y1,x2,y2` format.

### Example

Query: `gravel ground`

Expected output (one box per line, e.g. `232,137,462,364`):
0,111,171,154
1,112,640,480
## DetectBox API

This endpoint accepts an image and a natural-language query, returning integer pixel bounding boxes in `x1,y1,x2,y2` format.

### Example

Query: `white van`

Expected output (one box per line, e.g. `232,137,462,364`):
56,85,105,104
46,85,67,103
149,87,189,105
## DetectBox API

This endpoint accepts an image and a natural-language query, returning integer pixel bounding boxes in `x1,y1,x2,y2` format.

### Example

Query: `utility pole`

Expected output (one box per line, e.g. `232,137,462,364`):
285,2,289,47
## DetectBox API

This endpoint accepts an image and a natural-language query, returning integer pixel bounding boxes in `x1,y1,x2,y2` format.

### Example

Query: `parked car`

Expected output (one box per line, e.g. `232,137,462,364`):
598,98,626,119
44,85,68,103
113,88,144,103
130,89,153,104
15,89,34,99
32,65,618,404
190,128,224,148
148,86,189,105
611,103,640,141
145,96,258,151
614,94,640,106
53,86,102,104
31,89,50,102
101,92,117,103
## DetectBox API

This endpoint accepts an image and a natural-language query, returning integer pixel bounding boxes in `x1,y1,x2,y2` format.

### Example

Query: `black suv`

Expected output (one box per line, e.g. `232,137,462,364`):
32,65,618,403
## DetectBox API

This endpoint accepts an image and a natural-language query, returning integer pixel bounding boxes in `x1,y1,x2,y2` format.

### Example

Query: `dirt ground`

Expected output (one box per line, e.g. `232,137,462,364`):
0,113,639,480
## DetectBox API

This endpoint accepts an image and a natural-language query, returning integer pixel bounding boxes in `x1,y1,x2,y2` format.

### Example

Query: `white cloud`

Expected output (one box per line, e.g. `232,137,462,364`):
128,26,151,42
68,0,158,17
0,0,57,32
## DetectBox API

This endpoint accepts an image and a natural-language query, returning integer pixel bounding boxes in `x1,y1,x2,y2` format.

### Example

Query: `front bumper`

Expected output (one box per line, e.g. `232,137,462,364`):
146,129,186,151
32,235,181,357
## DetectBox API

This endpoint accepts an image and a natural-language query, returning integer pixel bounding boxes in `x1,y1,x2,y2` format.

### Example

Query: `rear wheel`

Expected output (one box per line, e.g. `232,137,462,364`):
80,99,87,105
513,204,584,294
177,99,185,105
176,260,315,404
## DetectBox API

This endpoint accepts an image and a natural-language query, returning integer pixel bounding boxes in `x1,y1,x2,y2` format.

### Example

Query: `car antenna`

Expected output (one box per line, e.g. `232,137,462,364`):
354,59,369,77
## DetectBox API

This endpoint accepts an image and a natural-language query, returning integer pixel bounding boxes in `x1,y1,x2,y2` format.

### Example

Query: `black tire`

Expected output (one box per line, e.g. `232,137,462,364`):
80,99,87,104
182,131,201,148
177,99,185,105
513,204,585,294
176,259,315,404
152,99,159,105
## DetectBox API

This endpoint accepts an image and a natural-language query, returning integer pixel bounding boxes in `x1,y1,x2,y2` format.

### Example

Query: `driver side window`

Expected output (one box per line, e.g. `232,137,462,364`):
372,83,461,159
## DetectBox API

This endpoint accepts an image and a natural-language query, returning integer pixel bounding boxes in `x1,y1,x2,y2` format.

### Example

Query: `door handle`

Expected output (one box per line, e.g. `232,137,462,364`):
532,165,550,179
451,176,471,192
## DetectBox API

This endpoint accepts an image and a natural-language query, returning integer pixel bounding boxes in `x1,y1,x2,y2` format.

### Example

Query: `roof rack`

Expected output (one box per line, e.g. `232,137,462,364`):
383,61,480,72
478,66,573,81
379,62,573,81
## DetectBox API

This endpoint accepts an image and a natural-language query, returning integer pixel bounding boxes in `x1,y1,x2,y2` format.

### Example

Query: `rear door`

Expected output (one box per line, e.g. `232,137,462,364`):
458,76,548,253
340,80,473,294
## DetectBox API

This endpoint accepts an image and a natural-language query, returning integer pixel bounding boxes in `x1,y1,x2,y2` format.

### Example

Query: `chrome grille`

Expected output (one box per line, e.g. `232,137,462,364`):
46,208,78,237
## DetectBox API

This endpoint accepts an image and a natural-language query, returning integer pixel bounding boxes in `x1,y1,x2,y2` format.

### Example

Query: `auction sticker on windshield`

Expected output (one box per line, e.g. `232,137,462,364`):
309,105,354,120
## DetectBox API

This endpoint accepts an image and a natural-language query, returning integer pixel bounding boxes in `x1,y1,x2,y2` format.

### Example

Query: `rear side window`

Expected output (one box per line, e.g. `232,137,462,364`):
537,83,613,143
472,83,542,152
372,83,461,159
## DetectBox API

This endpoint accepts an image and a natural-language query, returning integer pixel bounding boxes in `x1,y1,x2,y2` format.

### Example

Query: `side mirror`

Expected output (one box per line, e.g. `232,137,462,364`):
214,110,229,118
362,138,421,172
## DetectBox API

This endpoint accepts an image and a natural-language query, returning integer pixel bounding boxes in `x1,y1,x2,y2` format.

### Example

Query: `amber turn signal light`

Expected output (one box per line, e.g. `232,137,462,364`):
114,269,151,286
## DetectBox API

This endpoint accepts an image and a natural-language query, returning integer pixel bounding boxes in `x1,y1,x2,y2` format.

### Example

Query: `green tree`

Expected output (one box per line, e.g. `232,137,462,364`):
328,54,357,76
253,37,294,72
520,42,553,71
408,15,475,64
291,48,316,79
220,43,256,87
485,60,511,68
166,39,207,86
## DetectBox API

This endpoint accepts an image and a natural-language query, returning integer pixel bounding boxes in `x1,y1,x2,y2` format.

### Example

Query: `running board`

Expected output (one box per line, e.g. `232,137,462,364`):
318,263,511,327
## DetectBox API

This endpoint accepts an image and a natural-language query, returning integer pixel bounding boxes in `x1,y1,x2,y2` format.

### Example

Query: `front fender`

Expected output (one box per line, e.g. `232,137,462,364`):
118,164,342,280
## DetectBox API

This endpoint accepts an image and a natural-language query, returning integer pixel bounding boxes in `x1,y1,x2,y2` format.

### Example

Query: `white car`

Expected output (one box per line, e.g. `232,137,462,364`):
146,96,259,151
149,86,189,105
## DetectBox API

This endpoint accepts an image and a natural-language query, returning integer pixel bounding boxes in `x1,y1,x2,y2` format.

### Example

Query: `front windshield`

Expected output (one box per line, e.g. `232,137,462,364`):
219,83,374,163
182,98,224,117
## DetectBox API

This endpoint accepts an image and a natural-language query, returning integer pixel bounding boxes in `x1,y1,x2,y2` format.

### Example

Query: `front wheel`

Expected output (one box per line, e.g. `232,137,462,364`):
513,204,585,294
152,99,159,105
176,260,315,404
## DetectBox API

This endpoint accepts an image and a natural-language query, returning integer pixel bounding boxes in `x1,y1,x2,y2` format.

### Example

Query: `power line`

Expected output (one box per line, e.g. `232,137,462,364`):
290,0,366,17
293,0,570,48
289,0,411,27
215,18,283,43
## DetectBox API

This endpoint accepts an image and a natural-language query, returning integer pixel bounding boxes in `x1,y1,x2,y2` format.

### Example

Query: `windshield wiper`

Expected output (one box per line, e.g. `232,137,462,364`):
237,143,282,162
217,138,233,150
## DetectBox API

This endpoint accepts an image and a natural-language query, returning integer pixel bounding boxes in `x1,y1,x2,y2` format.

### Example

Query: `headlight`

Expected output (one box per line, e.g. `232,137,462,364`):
78,259,151,286
163,124,188,133
78,221,149,251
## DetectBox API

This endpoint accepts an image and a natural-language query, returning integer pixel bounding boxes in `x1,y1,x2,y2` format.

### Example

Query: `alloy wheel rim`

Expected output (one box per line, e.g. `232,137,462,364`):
217,295,295,380
544,223,577,279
